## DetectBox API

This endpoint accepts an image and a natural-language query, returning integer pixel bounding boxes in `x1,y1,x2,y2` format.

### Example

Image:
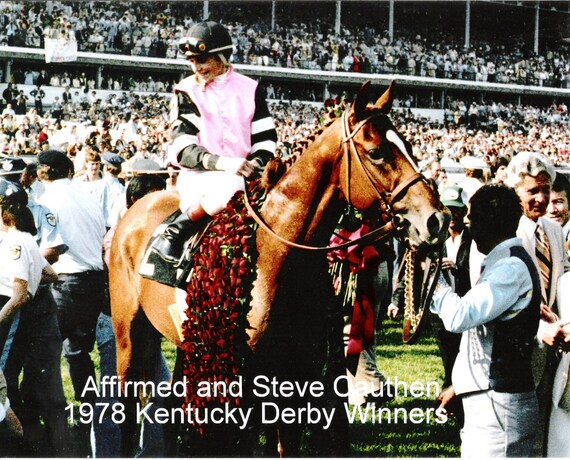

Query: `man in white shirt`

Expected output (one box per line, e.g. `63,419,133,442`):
1,103,15,117
100,152,126,230
36,150,107,413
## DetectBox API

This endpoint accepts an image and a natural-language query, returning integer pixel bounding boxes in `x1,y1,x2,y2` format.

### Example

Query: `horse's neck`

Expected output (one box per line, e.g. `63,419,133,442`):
265,126,344,248
247,128,344,350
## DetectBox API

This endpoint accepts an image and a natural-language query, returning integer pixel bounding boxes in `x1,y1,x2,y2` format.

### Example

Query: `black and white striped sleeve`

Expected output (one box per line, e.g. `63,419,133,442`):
248,84,277,166
170,92,215,170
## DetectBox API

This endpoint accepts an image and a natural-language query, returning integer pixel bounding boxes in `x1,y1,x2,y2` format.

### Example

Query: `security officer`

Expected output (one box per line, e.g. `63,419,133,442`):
0,178,68,456
0,177,69,456
36,150,107,414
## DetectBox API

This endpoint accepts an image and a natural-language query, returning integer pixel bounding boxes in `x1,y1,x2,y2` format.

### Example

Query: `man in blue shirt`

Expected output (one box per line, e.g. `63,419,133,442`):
431,184,542,457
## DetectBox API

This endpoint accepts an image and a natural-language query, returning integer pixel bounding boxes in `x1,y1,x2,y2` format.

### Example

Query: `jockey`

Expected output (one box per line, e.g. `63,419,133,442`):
153,21,277,263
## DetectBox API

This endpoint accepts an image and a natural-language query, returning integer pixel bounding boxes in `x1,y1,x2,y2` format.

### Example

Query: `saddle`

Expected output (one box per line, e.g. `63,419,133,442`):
140,211,212,289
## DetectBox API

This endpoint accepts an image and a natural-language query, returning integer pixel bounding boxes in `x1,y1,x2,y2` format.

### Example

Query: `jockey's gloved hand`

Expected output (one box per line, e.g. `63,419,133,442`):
248,157,265,177
216,157,255,178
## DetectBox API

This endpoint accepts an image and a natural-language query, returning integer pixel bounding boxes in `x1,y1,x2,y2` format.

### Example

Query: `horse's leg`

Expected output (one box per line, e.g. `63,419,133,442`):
259,251,350,457
110,270,140,382
314,273,352,458
162,348,185,457
110,190,181,380
139,279,179,347
107,272,145,455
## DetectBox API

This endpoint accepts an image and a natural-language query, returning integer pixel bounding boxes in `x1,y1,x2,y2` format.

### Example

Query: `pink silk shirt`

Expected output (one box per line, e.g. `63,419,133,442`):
170,66,258,164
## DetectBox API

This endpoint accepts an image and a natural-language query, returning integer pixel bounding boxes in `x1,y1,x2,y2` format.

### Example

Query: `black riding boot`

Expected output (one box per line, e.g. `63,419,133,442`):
153,212,195,264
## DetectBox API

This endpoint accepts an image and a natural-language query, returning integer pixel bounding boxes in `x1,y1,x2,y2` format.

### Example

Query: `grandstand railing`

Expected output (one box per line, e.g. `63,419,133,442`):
1,46,570,102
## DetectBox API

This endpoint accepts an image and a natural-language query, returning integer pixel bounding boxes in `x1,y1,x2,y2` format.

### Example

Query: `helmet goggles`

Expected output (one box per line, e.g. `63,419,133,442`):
178,37,233,57
178,37,207,55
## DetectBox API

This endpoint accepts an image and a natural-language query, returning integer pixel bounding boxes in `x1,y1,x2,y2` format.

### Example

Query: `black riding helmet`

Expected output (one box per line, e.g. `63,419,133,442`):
178,21,233,64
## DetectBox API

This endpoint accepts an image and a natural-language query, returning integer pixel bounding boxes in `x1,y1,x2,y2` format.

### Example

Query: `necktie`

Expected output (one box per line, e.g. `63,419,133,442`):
535,224,552,306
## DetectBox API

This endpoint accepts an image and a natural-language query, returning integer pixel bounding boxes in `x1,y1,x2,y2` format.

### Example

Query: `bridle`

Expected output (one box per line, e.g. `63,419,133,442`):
341,111,443,345
243,109,425,252
341,110,425,220
243,107,443,344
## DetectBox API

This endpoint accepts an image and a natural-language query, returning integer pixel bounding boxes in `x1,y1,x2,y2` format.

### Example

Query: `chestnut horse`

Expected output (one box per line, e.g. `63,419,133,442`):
109,81,449,456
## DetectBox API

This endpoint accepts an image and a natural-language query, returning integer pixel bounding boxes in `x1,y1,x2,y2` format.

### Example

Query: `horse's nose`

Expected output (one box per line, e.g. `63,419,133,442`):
426,210,450,243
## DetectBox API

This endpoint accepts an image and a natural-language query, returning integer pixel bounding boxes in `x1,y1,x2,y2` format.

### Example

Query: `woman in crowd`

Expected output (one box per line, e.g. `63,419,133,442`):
0,179,63,456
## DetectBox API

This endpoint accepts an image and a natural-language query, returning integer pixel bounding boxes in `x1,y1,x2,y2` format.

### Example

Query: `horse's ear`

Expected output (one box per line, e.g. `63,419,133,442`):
353,80,371,121
375,80,396,114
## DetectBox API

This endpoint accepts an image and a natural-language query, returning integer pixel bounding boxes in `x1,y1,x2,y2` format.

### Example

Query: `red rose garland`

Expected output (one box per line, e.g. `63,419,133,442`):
181,181,265,434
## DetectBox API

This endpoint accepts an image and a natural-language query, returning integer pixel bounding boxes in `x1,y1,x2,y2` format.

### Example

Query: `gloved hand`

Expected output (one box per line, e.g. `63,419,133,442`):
249,157,265,176
216,157,256,178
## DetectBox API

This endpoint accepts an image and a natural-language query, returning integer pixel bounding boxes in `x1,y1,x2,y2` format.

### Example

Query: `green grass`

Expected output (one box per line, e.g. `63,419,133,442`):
60,318,460,457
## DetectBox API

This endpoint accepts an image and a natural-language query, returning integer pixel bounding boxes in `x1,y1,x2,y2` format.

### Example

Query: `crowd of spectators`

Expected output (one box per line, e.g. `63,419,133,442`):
1,1,570,88
0,78,568,181
6,69,177,97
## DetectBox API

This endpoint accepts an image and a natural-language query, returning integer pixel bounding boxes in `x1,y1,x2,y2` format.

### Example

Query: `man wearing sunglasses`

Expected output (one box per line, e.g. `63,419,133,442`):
153,21,277,264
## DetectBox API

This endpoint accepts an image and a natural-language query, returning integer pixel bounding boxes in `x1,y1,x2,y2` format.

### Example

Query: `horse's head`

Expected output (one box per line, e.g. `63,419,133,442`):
338,81,450,248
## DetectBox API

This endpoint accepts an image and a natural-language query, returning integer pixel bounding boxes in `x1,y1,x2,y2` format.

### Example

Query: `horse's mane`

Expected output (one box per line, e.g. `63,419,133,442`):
261,104,346,190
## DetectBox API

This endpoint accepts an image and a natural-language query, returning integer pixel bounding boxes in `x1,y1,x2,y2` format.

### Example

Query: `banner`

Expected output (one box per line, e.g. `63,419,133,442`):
44,37,78,64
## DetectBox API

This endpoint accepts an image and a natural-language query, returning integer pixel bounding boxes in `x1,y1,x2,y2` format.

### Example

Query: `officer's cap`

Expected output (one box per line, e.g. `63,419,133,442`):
102,152,125,167
0,178,27,206
37,149,73,174
0,157,27,177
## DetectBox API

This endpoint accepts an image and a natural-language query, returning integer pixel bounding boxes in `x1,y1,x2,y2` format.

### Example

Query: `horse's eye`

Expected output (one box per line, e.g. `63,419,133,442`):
367,143,393,164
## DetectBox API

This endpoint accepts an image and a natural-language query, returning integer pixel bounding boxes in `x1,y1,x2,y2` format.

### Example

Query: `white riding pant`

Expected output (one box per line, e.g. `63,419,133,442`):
176,170,245,216
175,169,246,317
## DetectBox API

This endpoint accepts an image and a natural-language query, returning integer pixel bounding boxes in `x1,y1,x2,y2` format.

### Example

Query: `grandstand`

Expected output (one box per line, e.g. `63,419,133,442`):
1,1,570,109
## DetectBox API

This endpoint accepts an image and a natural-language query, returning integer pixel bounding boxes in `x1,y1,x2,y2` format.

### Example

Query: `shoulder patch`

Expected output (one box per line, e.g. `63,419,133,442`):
10,245,21,260
46,212,56,227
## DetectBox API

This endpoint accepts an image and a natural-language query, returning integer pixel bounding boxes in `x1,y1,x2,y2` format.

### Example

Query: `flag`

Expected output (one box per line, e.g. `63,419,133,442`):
45,37,78,63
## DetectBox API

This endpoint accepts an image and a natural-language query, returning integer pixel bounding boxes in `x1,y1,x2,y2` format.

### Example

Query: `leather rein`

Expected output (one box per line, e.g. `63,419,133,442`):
243,110,424,252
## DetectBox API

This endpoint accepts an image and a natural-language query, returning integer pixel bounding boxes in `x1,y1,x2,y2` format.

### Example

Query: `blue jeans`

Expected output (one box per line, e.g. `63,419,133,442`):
0,310,19,369
51,271,107,405
91,313,171,458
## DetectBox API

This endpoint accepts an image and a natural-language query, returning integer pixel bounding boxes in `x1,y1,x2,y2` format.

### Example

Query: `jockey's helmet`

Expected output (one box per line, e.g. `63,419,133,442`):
179,21,233,64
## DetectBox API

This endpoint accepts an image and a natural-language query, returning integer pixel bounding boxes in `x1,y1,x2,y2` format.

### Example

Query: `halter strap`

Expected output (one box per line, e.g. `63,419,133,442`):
342,110,425,211
388,172,425,206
